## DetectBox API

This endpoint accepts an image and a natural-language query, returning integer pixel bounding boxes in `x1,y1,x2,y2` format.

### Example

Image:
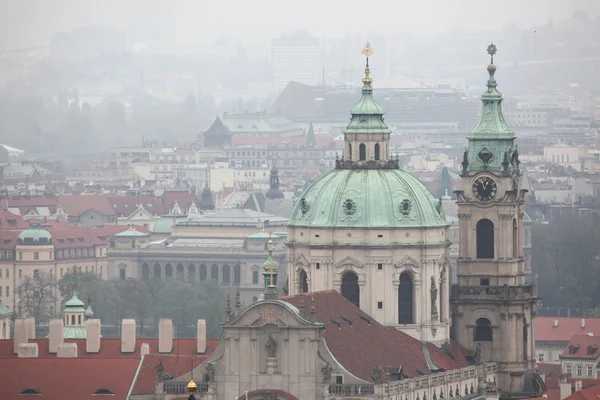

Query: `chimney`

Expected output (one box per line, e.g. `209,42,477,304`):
57,343,78,358
197,320,206,353
587,332,594,337
554,319,559,327
140,342,150,358
121,319,136,353
86,319,101,353
581,319,586,328
18,343,38,358
158,319,173,353
48,319,64,354
25,317,35,339
559,381,571,400
13,319,28,354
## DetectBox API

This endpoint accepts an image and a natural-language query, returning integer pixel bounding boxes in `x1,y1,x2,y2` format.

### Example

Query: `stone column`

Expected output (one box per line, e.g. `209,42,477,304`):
414,278,422,325
359,281,367,312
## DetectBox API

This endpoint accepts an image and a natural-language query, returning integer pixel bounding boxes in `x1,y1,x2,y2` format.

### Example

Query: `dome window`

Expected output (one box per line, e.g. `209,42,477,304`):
400,199,412,215
343,199,356,215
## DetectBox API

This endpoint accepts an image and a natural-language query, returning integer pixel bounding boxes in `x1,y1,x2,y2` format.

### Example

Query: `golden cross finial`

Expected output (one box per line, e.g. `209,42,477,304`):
362,41,374,58
267,231,273,250
267,260,277,287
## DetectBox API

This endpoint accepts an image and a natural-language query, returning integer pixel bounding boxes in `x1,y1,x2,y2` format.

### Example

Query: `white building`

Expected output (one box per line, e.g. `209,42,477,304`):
271,32,322,92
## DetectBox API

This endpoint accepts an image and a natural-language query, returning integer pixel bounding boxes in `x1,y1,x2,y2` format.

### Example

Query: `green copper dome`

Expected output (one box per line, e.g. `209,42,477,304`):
289,169,447,228
64,292,85,312
17,226,52,244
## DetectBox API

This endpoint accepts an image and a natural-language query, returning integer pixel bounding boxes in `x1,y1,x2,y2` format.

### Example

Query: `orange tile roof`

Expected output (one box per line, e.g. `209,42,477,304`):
281,290,469,382
535,318,600,342
561,335,600,359
56,195,116,217
566,385,600,400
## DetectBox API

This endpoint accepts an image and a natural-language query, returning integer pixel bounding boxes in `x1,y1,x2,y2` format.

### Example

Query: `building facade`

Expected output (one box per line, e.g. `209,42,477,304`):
451,46,539,397
286,50,451,345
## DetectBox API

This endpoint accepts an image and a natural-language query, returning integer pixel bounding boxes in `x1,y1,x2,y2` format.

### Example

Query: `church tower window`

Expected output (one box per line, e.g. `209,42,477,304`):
474,318,493,341
476,219,494,259
299,269,308,293
153,263,161,279
374,143,380,160
341,271,360,308
513,218,518,258
359,144,366,161
398,272,414,324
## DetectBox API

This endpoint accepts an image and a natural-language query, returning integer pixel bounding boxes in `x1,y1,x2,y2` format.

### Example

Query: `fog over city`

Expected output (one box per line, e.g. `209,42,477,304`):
1,1,600,399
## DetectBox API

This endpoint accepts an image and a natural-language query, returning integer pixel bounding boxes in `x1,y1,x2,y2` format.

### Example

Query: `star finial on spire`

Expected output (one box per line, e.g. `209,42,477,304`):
362,41,374,58
487,42,497,64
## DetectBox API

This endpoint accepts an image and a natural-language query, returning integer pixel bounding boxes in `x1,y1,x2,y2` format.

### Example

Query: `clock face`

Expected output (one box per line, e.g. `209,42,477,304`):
472,176,498,201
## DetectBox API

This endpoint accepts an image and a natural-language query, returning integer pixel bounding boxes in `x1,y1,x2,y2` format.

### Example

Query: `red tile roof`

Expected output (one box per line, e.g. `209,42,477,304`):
131,354,209,395
545,377,600,391
561,335,600,359
56,195,116,217
0,358,139,399
0,208,31,230
6,197,59,216
158,191,199,213
0,338,219,360
565,385,600,400
281,290,469,382
46,222,149,249
534,318,600,342
106,195,162,217
0,230,21,250
538,362,562,377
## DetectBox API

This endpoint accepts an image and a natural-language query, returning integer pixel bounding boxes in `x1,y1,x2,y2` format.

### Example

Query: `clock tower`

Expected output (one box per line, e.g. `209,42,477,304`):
451,44,543,399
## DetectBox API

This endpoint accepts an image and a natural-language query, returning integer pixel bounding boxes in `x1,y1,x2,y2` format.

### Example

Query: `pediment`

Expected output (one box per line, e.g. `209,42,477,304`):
293,253,310,267
227,301,318,329
125,205,154,220
335,255,362,268
395,255,420,268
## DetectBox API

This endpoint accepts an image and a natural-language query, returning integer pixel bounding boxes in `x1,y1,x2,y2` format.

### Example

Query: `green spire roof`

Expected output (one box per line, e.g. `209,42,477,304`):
85,304,94,318
465,43,518,173
0,300,12,318
344,55,390,135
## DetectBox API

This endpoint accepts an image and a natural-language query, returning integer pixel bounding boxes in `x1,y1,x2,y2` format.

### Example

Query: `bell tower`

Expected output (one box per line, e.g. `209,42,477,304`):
451,44,542,398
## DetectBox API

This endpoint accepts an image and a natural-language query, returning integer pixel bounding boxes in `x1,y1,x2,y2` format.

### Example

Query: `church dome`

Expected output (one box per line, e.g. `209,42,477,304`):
17,226,52,245
289,168,447,228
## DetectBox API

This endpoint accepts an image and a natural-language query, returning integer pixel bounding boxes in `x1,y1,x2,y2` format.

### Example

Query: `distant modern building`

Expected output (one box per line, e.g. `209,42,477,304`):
271,32,322,92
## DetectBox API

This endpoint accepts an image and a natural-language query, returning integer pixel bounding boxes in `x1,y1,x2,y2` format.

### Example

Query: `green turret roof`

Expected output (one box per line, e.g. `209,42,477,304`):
344,57,391,135
18,226,52,244
85,304,94,318
64,292,86,312
465,43,518,173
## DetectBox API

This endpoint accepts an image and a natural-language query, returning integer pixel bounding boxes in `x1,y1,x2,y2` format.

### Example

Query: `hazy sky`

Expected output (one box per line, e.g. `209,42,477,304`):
2,0,599,49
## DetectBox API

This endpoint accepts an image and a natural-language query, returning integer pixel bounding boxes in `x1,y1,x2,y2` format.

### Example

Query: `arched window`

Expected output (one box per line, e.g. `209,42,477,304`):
200,264,207,281
71,315,75,325
348,143,352,160
165,264,173,280
176,263,184,281
119,268,126,280
398,272,414,324
513,219,518,258
299,269,308,293
78,315,82,325
141,263,150,280
474,318,493,341
188,264,196,282
234,264,241,285
476,219,494,259
439,269,445,322
374,143,380,161
211,264,219,281
359,143,366,161
523,316,528,361
153,263,161,279
222,265,231,285
341,271,360,308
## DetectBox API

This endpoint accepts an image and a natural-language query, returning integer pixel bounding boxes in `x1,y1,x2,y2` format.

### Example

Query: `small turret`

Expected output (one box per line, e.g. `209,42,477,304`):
265,165,284,200
199,187,215,210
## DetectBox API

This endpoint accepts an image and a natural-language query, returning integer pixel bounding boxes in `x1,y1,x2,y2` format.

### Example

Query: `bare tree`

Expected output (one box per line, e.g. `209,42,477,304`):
17,271,57,323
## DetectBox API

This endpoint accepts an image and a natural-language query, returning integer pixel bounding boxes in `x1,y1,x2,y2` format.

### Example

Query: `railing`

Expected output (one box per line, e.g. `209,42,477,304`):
108,247,287,256
328,384,375,396
452,285,536,300
163,381,209,394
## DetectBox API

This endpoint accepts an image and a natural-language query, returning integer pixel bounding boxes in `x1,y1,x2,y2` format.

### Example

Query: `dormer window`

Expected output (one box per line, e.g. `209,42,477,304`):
587,345,598,355
568,345,580,354
19,388,41,395
92,389,114,396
